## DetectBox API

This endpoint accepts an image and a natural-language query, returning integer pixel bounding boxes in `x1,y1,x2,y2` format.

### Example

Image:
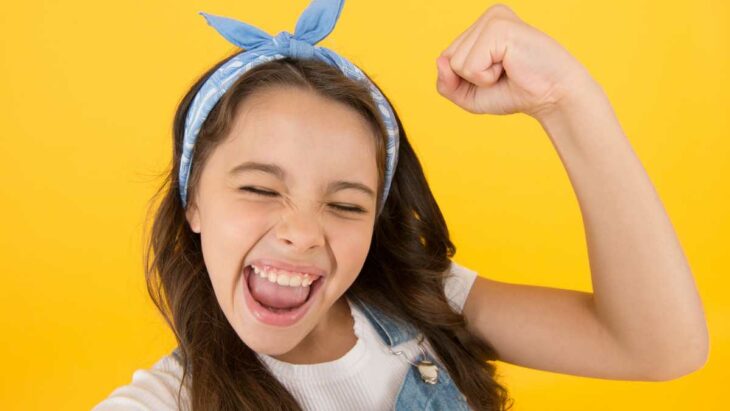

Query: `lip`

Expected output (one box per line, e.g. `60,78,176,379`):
242,265,325,327
247,258,327,278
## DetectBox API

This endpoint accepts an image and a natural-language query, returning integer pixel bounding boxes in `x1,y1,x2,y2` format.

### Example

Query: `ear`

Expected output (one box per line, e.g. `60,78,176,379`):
185,202,201,234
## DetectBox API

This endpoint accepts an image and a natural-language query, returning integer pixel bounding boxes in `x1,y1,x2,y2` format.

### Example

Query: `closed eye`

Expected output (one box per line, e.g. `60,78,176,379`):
329,204,367,214
239,186,366,214
241,186,278,197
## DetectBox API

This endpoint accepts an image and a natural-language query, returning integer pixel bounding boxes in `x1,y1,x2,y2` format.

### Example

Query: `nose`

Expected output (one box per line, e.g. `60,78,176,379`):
275,208,325,252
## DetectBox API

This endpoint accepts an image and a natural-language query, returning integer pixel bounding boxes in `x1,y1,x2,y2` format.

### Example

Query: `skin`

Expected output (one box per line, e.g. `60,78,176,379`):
185,86,378,364
437,4,709,381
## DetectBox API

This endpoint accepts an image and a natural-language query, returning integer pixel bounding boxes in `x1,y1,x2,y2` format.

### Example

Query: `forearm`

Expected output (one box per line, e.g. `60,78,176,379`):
536,77,709,378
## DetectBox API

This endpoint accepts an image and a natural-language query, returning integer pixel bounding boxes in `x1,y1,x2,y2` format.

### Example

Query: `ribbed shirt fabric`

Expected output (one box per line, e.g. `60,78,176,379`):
92,261,478,411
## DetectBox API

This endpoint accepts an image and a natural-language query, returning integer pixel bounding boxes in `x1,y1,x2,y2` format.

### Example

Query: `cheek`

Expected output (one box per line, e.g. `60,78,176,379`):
202,200,271,245
328,219,374,282
199,203,272,301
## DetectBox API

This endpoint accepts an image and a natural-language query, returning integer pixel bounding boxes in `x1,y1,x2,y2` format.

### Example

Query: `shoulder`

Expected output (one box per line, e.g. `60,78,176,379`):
443,260,479,313
92,349,189,411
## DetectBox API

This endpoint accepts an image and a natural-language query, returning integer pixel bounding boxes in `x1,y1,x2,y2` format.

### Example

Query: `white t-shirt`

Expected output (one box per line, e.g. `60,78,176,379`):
92,261,478,411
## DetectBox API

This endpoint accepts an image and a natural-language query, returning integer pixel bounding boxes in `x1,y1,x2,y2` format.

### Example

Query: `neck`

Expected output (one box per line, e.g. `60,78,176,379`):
270,296,357,364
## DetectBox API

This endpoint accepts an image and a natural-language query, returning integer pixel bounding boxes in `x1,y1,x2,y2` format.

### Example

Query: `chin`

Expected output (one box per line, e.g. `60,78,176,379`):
239,331,302,356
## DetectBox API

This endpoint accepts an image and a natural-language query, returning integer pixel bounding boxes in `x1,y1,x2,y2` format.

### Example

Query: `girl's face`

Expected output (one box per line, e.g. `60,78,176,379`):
185,86,379,359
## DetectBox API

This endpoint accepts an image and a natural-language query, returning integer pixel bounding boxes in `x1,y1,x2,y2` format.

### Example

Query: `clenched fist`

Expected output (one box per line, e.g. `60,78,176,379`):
436,4,601,120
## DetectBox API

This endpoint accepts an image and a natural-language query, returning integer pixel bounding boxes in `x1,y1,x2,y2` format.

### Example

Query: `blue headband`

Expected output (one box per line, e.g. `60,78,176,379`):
179,0,400,215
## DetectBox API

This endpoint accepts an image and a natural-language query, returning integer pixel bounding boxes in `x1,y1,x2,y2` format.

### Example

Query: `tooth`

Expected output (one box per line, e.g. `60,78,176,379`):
251,264,317,288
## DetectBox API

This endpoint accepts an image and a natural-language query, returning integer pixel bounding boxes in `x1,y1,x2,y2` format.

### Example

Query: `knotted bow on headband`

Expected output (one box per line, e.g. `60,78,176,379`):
179,0,400,215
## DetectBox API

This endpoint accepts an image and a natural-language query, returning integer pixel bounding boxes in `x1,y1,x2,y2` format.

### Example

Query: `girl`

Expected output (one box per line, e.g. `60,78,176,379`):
94,1,708,410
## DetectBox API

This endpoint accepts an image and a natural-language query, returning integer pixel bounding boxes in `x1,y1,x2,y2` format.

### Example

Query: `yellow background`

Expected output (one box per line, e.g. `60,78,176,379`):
1,0,727,409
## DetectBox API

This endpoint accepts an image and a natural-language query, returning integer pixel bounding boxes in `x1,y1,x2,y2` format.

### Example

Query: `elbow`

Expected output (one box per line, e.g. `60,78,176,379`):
641,333,710,382
644,354,708,381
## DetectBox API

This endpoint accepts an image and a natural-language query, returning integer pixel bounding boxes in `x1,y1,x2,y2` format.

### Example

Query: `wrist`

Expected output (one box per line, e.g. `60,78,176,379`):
533,75,617,144
530,69,606,125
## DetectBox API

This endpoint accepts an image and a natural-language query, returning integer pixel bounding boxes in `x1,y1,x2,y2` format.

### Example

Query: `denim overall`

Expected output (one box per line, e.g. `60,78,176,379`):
349,298,472,411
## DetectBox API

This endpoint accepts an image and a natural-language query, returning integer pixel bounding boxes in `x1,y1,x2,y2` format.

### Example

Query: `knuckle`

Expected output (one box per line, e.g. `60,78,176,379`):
482,3,510,19
489,3,517,17
490,3,511,12
482,3,521,26
483,17,512,34
449,58,462,73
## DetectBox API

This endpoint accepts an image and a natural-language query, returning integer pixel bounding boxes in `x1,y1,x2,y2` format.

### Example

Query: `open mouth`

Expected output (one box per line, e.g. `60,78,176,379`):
242,265,325,326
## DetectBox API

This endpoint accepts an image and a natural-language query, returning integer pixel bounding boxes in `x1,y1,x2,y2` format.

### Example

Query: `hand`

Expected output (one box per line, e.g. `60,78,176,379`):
436,4,600,120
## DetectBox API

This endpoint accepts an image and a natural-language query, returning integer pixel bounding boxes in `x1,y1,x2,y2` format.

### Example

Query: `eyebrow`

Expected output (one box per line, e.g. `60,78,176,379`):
229,161,375,199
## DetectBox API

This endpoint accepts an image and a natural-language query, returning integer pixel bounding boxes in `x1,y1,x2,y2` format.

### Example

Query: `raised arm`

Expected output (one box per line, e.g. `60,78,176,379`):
461,77,708,381
436,4,708,381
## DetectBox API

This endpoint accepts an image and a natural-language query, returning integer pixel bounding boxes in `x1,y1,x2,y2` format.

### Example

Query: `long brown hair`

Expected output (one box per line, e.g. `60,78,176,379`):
143,50,514,410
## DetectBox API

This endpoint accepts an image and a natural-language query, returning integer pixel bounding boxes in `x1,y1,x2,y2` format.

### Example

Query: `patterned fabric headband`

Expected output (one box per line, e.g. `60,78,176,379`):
179,0,400,215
